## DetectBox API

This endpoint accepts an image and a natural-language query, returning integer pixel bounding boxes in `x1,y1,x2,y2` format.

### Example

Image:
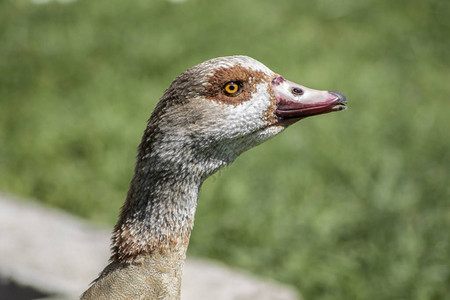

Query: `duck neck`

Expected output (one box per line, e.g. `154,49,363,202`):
107,146,206,298
112,161,202,262
102,115,234,299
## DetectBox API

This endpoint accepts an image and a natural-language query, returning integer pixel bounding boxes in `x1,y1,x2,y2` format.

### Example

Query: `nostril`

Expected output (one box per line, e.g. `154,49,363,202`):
329,91,347,104
291,87,304,95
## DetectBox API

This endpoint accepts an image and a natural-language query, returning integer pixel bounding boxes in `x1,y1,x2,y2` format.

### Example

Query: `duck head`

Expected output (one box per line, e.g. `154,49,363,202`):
143,56,347,178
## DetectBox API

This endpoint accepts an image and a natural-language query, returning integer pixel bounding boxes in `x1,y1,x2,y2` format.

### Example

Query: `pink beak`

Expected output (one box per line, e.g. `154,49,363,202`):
272,76,347,125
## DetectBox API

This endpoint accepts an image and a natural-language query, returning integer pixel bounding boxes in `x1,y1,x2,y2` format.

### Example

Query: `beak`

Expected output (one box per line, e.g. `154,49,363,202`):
272,76,347,125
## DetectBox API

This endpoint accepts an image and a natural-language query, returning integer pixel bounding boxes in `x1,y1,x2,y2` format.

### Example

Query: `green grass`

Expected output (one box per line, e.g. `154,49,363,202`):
1,0,449,299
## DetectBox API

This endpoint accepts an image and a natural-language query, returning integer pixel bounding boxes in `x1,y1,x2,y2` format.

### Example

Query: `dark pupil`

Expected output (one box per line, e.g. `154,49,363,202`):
229,84,236,91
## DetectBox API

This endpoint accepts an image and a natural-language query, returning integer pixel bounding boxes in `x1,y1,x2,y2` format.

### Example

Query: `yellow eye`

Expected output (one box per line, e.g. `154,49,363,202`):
224,81,241,96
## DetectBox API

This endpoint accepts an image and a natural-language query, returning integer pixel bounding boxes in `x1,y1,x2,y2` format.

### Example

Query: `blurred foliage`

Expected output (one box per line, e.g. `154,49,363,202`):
1,0,449,299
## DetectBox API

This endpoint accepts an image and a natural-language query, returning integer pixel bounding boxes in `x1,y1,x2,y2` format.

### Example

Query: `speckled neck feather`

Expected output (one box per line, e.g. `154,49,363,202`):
111,123,204,262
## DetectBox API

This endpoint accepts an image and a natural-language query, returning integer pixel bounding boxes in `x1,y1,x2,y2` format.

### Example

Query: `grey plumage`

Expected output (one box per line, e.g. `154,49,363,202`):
81,56,346,300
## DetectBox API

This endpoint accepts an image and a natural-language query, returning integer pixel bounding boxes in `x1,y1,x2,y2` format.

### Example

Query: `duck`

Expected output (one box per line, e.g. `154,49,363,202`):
80,55,347,300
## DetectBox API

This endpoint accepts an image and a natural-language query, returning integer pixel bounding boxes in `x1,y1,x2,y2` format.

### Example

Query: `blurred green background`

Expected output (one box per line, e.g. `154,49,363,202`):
1,0,449,299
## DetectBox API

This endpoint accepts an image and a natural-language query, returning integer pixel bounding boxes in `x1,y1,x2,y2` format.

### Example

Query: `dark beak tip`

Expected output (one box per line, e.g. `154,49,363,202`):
329,91,347,105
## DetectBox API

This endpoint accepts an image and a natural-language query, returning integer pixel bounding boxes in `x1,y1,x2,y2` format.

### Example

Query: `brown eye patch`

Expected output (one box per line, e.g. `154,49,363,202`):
205,64,270,106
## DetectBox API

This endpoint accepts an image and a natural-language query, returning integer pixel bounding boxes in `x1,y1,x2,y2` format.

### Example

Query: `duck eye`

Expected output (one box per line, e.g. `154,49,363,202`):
223,81,241,96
